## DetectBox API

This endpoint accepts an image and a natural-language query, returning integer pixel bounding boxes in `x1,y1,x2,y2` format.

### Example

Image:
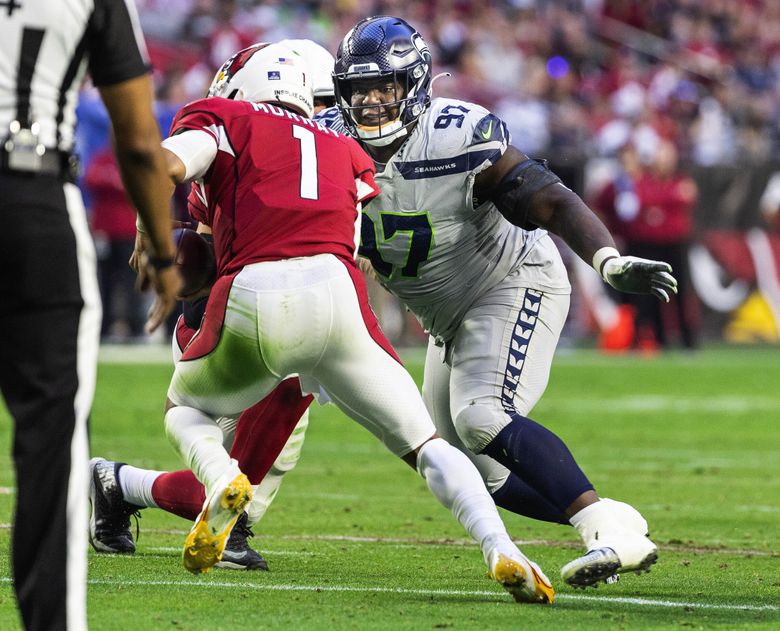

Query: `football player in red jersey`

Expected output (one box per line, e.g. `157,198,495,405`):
89,41,336,571
135,41,555,601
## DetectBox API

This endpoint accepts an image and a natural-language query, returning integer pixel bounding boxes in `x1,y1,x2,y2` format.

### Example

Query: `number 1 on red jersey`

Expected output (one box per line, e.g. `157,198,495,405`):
292,125,318,200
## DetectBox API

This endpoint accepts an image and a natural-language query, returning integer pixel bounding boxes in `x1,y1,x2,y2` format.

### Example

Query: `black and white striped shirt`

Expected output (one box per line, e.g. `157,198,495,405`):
0,0,150,152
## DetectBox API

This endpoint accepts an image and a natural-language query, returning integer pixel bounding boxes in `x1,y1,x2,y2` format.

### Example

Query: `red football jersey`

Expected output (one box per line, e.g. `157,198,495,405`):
170,97,379,276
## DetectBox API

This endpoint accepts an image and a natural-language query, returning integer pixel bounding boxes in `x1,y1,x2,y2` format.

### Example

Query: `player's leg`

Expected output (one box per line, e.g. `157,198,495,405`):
89,315,210,553
446,282,657,587
91,307,309,568
302,260,553,604
166,275,286,573
90,391,309,569
422,337,568,524
245,408,310,526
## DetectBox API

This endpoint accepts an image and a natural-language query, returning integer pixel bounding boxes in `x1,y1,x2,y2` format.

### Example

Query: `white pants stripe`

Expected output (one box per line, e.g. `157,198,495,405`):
64,182,101,631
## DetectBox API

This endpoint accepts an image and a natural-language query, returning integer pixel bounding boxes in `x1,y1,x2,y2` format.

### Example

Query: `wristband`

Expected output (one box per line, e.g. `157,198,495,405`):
148,255,175,271
592,246,621,280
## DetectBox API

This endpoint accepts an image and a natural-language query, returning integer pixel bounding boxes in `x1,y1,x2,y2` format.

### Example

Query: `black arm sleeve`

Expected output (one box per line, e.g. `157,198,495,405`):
182,296,208,330
490,158,562,229
87,0,151,87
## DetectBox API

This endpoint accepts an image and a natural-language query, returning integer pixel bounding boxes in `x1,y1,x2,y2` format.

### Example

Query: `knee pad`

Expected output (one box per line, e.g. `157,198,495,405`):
453,403,508,453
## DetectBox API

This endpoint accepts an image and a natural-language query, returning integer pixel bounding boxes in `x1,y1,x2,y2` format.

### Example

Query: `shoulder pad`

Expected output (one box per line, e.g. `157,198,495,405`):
422,98,508,157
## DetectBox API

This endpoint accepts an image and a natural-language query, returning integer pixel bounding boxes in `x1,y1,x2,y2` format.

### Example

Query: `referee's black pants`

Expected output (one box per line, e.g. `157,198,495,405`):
0,172,100,631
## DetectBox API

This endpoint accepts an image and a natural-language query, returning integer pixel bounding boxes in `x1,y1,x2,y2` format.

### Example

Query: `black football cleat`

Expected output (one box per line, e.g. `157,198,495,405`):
216,511,269,571
88,457,142,554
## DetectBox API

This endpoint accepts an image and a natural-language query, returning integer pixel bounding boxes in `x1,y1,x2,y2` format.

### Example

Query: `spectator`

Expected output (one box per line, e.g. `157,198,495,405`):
622,139,699,350
84,144,148,341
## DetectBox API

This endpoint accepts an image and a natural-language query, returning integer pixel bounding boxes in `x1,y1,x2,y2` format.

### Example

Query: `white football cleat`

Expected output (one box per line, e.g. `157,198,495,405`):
487,546,555,604
560,535,658,588
182,460,253,574
564,497,658,588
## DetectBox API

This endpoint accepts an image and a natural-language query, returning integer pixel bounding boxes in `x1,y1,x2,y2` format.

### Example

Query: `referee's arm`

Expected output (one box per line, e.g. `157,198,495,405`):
100,76,175,261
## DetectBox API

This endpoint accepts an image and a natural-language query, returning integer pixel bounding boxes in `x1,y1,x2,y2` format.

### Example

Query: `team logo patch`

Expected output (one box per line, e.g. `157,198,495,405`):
208,42,269,97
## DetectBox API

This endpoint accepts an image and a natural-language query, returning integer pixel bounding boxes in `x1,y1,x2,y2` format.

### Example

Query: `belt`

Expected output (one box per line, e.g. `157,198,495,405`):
0,148,80,182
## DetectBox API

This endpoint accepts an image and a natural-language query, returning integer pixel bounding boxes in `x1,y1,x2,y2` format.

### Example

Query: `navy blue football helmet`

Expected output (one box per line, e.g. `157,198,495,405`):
333,16,432,146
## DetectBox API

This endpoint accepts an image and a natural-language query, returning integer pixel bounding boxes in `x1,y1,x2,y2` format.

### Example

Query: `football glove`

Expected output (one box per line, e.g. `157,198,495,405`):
601,255,678,302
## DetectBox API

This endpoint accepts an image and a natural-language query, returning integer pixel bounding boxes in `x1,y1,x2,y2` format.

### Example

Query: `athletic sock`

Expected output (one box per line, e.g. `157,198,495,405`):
416,438,514,563
482,412,594,513
569,498,649,549
164,405,232,496
245,414,309,526
151,470,205,521
246,474,283,526
491,474,568,525
117,464,163,509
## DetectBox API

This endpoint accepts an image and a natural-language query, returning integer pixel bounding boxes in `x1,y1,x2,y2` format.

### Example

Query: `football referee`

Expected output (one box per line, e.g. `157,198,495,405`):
0,1,181,629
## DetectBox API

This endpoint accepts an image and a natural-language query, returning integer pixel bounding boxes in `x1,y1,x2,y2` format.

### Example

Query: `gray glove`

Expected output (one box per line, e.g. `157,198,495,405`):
602,256,678,302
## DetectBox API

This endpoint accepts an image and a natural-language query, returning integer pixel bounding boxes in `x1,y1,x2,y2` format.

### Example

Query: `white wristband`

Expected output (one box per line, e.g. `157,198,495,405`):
592,246,621,279
135,215,146,234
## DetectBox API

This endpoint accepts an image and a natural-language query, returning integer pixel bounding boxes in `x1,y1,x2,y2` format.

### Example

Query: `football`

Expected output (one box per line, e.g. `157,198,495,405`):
174,228,216,296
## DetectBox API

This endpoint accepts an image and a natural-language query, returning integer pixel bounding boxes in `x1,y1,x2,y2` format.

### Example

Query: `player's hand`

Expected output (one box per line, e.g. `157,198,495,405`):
130,223,190,276
357,256,377,280
602,256,678,302
129,230,149,275
141,258,183,333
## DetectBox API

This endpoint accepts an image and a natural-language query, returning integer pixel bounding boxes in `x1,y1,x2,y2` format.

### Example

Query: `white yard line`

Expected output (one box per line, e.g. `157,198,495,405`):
1,576,773,612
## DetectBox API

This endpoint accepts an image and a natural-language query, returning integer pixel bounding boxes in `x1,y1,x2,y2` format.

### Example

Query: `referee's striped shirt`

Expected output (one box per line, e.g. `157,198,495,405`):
0,0,151,153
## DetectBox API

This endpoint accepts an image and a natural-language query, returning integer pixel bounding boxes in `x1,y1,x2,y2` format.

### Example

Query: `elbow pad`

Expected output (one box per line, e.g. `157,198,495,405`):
490,158,562,229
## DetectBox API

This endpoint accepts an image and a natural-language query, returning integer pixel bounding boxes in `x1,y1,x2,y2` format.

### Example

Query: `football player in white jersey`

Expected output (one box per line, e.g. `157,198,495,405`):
323,15,677,589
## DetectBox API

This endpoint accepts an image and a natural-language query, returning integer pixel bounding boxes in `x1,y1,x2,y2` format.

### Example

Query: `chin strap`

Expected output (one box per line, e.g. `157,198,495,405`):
358,119,408,147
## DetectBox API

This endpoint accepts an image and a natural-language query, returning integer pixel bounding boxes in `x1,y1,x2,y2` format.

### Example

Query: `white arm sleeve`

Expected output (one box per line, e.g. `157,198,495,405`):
161,130,218,182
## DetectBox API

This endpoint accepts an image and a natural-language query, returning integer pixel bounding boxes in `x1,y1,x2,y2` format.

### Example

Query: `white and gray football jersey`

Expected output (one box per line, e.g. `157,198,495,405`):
0,0,150,152
317,98,570,342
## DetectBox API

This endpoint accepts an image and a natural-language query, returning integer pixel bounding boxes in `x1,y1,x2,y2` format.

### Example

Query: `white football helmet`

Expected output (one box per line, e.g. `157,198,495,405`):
207,42,314,118
280,39,335,101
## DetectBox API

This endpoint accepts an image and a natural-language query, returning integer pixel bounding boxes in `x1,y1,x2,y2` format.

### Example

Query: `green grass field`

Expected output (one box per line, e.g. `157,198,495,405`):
1,346,779,629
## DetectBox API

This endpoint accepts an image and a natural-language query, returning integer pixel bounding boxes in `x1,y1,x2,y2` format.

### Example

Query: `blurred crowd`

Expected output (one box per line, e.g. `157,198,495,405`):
79,0,780,345
125,0,780,165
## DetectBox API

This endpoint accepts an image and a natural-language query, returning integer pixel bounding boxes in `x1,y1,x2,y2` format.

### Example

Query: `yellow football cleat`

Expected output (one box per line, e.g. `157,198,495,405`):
183,468,253,574
488,549,555,604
